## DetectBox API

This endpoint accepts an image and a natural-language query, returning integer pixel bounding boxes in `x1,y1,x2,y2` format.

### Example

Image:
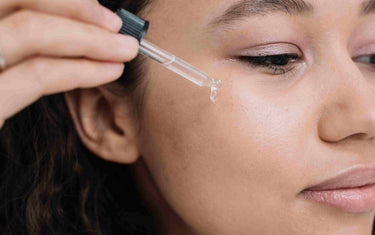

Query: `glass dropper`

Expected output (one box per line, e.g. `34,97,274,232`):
115,8,222,102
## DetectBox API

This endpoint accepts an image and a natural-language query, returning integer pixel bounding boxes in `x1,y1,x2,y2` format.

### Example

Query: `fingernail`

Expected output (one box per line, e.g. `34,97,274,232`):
116,34,139,55
104,62,125,72
102,7,123,32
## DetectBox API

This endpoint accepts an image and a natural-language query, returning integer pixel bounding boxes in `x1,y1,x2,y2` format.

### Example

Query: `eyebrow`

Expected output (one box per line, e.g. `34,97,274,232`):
208,0,375,28
208,0,313,27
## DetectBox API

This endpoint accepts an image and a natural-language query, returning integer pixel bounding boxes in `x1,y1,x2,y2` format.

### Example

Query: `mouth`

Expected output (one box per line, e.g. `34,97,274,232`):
300,162,375,214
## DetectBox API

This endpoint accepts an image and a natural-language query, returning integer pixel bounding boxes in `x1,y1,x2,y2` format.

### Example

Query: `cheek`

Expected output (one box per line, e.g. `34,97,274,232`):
232,73,323,183
233,77,306,157
138,61,318,232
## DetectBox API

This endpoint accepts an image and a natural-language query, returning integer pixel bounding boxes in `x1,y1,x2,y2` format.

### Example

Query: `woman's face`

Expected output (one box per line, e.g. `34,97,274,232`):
132,0,375,234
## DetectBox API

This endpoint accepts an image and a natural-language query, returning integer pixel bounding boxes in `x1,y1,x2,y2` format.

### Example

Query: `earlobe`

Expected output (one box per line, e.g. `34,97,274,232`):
64,88,140,164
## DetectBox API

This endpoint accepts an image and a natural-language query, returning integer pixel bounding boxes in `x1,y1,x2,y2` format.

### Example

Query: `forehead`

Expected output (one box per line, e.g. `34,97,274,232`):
147,0,374,36
151,0,373,14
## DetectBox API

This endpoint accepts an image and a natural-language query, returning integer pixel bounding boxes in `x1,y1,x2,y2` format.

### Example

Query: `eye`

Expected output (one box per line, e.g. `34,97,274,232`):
238,53,301,75
354,54,375,65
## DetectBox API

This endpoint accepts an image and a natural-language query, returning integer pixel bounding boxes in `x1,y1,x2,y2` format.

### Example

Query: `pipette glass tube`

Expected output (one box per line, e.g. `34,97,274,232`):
115,8,222,102
138,40,222,102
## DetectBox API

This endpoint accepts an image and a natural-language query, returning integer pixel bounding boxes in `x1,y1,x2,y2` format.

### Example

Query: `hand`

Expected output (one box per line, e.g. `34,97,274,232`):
0,0,139,129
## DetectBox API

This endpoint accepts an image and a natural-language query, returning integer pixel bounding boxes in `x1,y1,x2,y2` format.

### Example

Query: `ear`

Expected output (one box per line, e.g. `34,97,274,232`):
64,87,140,164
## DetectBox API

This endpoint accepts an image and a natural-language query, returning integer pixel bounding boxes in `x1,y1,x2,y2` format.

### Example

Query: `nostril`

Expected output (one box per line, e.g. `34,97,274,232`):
335,133,368,144
348,133,367,140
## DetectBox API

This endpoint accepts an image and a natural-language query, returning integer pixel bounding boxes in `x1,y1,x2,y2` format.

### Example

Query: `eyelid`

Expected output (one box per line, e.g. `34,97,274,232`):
352,44,375,58
235,43,302,57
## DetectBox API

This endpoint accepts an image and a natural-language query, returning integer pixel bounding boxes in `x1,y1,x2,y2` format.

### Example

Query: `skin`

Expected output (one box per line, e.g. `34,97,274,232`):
66,0,375,234
0,0,139,129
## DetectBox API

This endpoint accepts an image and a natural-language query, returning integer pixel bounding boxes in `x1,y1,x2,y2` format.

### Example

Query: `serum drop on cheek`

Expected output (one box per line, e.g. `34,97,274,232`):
115,8,222,102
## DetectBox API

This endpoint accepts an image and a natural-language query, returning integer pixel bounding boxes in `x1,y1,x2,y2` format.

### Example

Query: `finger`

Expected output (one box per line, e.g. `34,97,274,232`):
0,0,122,33
0,56,125,122
0,10,139,69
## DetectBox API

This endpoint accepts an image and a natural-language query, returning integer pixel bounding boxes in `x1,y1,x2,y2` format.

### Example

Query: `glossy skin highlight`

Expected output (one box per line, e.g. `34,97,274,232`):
68,0,375,234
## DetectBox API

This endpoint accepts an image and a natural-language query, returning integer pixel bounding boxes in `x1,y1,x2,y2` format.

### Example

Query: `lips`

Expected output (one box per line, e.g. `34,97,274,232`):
301,163,375,213
306,163,375,191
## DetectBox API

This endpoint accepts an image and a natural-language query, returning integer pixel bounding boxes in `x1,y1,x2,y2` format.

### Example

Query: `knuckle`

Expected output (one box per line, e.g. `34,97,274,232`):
26,57,49,73
24,57,54,89
75,59,94,74
86,0,105,17
79,26,105,53
9,10,40,35
10,9,35,28
81,22,100,36
70,0,103,23
81,39,100,55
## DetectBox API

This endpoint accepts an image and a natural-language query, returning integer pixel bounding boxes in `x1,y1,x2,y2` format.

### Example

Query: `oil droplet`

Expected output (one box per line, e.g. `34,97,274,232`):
210,79,222,102
210,87,219,102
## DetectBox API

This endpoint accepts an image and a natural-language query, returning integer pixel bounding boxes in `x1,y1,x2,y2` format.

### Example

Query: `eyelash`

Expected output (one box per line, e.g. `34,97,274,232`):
239,54,300,75
239,54,375,75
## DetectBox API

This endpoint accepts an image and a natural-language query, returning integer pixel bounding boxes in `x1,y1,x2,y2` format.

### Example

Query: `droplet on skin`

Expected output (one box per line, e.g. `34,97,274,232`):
209,79,222,103
210,86,219,102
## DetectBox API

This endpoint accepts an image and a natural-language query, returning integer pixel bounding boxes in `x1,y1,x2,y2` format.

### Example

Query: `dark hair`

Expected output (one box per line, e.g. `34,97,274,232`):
0,0,158,234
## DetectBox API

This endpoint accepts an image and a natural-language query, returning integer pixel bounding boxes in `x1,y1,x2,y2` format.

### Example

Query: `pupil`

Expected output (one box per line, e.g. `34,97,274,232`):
370,55,375,64
270,55,290,66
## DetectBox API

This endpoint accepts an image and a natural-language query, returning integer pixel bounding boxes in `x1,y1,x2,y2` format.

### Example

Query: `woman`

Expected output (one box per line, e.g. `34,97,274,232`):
1,0,375,234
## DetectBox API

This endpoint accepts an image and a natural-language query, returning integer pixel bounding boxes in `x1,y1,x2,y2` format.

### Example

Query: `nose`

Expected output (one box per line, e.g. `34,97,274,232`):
317,51,375,144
